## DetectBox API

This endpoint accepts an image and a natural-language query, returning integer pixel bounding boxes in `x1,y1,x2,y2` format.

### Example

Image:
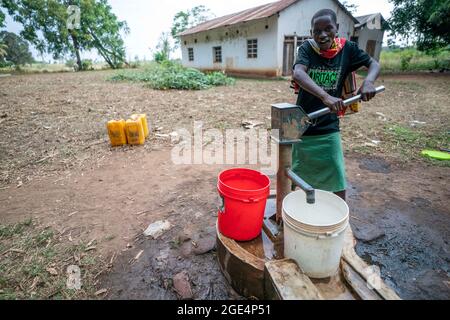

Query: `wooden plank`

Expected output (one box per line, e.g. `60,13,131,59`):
342,228,401,300
311,271,357,300
264,259,324,300
341,260,382,300
276,144,292,223
216,225,266,299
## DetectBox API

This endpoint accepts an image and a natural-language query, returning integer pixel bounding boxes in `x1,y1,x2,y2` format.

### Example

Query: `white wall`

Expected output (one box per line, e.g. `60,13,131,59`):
180,0,357,76
277,0,356,69
356,26,385,61
180,16,278,75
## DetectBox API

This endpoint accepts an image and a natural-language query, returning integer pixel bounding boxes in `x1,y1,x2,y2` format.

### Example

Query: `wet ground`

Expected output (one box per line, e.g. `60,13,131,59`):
101,155,449,300
348,156,449,300
1,72,449,300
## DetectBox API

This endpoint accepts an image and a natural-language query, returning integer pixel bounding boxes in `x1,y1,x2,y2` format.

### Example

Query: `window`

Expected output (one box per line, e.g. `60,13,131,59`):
247,39,258,59
213,46,222,63
188,48,194,61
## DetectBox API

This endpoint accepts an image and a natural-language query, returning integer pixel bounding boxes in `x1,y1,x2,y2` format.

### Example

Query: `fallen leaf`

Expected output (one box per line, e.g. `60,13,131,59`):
68,211,78,217
46,267,58,276
95,288,108,296
134,250,144,261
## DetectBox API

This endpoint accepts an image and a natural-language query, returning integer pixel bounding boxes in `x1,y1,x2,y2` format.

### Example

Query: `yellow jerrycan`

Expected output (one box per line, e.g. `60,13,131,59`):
131,114,149,138
107,119,127,146
125,118,145,145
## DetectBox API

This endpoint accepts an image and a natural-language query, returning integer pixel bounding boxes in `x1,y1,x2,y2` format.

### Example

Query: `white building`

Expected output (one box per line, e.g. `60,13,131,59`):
179,0,385,77
353,13,388,62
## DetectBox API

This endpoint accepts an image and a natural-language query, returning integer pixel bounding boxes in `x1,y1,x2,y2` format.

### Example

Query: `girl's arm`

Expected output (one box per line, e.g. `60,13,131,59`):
293,64,345,112
359,60,381,101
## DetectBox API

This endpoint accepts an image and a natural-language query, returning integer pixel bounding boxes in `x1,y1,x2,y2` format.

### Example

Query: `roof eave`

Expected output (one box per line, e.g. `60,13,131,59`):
178,14,277,37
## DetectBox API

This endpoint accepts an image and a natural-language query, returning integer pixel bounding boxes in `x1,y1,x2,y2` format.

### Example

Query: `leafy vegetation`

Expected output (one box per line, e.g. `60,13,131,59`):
110,61,235,90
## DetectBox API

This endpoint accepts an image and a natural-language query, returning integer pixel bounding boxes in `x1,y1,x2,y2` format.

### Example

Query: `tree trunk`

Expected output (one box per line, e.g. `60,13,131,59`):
88,29,129,69
70,32,82,71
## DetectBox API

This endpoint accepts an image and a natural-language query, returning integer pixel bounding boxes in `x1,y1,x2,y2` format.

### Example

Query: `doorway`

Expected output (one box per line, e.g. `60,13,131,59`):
283,36,311,76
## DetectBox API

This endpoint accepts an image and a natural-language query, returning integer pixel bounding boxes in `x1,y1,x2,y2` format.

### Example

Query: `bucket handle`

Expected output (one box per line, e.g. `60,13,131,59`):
317,232,340,239
242,197,258,203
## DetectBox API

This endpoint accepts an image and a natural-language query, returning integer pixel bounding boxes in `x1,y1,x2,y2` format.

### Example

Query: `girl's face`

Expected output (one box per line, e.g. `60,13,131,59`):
311,15,338,50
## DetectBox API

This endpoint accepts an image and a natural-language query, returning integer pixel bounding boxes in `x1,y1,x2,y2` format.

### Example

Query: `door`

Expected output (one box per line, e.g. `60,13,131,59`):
283,37,295,76
283,36,311,76
366,40,376,58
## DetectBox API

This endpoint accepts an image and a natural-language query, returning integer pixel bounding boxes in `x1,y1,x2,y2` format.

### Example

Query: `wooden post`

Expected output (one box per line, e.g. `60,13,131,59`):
276,144,292,224
293,33,298,61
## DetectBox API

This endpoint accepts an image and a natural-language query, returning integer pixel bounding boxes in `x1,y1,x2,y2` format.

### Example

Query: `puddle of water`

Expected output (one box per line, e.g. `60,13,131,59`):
237,229,284,260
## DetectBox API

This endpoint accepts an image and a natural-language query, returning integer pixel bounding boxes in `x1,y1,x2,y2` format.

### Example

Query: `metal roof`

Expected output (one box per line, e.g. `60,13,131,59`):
355,13,387,29
179,0,359,36
178,0,297,36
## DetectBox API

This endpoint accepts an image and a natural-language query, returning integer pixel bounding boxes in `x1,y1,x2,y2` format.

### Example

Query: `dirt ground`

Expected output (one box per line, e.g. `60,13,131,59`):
0,71,449,300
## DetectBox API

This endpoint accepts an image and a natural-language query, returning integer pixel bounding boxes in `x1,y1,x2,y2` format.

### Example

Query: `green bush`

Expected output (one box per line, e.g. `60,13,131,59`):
153,51,168,64
65,59,76,68
81,59,93,71
110,61,235,90
400,51,414,70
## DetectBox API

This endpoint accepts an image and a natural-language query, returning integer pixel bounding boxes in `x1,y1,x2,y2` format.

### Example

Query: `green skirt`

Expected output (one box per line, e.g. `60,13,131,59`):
291,132,347,192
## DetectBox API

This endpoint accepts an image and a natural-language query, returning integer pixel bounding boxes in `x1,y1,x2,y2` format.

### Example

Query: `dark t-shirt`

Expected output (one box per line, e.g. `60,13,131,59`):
293,40,372,136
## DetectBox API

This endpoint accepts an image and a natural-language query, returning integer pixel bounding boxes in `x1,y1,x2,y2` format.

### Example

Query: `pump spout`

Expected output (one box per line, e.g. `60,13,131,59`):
286,169,315,204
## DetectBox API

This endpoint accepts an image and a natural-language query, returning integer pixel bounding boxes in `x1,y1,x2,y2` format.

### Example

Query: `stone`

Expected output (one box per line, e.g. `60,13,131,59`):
173,271,193,300
193,235,216,255
143,220,171,239
353,224,385,243
180,242,193,257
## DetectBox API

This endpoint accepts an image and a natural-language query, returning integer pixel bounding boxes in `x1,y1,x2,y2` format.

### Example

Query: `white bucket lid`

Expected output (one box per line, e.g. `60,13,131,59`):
282,190,349,235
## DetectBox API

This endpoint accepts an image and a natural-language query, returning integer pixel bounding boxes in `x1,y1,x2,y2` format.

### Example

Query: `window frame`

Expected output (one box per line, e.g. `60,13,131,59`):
188,48,194,61
247,39,258,59
213,46,222,63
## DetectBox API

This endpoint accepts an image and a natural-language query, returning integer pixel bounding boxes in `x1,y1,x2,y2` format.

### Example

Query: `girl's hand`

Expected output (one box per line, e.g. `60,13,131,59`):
321,94,345,113
359,80,377,101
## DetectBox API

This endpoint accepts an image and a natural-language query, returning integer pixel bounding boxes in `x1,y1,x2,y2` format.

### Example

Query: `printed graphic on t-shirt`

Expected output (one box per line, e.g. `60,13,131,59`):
308,67,342,91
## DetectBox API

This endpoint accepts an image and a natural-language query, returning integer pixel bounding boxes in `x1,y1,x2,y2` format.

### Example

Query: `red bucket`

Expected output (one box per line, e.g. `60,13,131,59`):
217,168,270,241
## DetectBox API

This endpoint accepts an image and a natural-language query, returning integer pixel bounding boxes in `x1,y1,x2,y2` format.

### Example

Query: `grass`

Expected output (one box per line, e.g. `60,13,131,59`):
0,219,107,300
0,62,110,74
382,124,450,166
380,48,450,73
341,73,450,167
109,60,235,90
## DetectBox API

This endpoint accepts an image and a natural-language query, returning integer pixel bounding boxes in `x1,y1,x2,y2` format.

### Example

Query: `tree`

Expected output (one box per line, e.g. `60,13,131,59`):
0,0,129,70
388,0,450,52
0,42,7,60
0,31,33,65
341,1,358,14
153,32,172,63
170,5,214,47
0,8,5,28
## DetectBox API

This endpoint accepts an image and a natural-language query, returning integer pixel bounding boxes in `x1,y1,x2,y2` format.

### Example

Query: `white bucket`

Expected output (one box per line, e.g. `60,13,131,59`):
282,189,349,278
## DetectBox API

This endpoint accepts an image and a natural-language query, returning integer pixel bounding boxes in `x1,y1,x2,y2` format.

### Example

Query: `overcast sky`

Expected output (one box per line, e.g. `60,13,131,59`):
5,0,394,61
